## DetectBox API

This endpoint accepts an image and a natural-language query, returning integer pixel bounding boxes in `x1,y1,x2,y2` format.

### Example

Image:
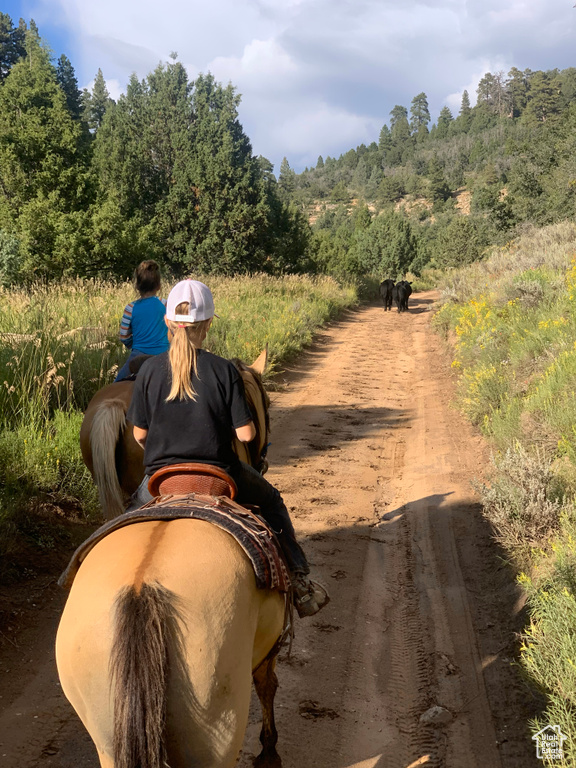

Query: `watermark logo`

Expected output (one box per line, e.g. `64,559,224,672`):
532,725,567,760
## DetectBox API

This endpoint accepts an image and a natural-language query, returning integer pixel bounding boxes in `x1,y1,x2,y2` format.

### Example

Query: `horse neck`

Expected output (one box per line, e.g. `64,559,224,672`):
235,363,270,463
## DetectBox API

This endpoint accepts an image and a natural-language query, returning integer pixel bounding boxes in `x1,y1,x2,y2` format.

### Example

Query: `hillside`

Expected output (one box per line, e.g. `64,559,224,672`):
278,66,576,279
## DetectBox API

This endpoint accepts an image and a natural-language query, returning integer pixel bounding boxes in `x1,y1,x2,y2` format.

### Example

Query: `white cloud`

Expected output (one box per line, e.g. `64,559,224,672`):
210,38,298,91
28,0,576,171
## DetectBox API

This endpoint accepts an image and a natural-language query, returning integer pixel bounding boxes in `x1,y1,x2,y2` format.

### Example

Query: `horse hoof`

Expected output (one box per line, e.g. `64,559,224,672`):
253,748,282,767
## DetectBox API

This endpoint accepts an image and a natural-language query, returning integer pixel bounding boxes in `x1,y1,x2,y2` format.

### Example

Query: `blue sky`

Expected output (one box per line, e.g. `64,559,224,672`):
4,0,576,172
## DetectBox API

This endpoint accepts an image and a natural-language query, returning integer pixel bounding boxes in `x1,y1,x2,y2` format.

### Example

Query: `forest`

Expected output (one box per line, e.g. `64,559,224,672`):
0,14,311,284
2,13,576,287
283,67,576,280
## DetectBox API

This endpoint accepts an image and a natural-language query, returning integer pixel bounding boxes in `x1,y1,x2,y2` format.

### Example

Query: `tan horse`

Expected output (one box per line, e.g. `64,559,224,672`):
80,349,270,519
56,518,285,767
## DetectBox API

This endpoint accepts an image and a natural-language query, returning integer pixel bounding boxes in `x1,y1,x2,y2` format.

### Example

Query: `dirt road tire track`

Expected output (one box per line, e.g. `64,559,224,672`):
0,292,541,767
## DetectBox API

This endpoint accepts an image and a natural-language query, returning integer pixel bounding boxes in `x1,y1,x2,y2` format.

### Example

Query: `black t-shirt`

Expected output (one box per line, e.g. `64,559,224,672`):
126,349,253,475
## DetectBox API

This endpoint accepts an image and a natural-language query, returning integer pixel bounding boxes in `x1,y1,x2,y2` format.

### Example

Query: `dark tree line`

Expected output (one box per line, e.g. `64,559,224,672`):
0,16,310,284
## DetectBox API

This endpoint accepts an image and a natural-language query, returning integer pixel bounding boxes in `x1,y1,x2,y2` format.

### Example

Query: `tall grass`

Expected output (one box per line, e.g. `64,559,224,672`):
0,273,358,566
435,220,576,764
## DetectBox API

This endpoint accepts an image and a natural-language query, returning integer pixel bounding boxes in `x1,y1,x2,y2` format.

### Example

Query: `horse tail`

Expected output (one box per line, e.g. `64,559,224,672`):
90,399,126,518
111,582,178,768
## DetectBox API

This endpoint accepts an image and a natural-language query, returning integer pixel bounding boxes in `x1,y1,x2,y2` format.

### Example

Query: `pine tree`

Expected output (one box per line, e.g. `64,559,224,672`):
410,92,430,140
378,123,392,152
507,67,530,117
186,73,273,273
316,155,324,169
435,106,454,139
84,68,114,131
477,71,509,117
389,105,411,158
390,105,409,133
432,217,485,268
0,29,91,278
353,211,419,276
56,54,83,121
458,90,472,131
0,13,26,82
92,63,193,272
351,157,369,192
523,70,561,124
278,157,296,197
559,68,576,109
427,157,451,204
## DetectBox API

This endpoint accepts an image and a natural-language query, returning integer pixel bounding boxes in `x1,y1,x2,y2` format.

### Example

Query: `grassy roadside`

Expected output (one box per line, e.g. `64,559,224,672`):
0,273,359,578
434,220,576,766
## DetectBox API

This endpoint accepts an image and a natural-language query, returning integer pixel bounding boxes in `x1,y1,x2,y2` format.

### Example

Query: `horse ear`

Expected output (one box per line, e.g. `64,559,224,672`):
250,345,268,376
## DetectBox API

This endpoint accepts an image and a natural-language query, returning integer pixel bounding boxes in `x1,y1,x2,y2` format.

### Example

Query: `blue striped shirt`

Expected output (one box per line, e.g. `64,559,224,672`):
119,296,169,354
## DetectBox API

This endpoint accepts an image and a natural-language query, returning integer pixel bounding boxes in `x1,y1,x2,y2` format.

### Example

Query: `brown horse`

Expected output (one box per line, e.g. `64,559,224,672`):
80,349,270,519
56,518,286,767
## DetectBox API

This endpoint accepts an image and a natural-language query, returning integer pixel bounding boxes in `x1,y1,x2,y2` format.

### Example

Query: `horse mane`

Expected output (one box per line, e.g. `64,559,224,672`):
231,359,270,471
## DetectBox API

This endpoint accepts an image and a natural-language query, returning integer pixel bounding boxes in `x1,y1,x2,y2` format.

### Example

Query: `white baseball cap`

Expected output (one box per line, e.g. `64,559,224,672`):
166,280,217,322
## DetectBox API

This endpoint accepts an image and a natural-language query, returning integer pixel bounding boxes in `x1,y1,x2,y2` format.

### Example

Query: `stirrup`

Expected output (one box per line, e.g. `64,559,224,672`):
293,578,330,618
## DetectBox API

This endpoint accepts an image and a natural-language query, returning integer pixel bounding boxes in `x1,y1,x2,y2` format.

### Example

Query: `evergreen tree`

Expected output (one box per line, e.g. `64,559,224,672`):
477,71,509,117
278,156,296,198
56,54,83,121
559,68,576,109
378,123,392,153
427,157,451,204
410,92,430,140
390,105,410,137
351,157,369,191
365,165,383,199
0,29,91,279
316,155,324,169
432,216,486,268
389,105,411,163
458,90,472,131
0,13,26,82
507,67,530,117
84,68,114,131
186,73,273,273
93,62,195,272
330,181,349,202
353,211,419,276
435,106,454,139
523,70,561,124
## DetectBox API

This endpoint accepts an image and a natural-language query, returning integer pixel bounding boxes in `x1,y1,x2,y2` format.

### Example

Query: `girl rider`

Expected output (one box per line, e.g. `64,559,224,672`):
115,260,169,382
126,280,329,618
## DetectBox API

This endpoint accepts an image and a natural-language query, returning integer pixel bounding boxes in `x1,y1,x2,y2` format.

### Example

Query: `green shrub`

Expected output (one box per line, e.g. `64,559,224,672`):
476,445,565,566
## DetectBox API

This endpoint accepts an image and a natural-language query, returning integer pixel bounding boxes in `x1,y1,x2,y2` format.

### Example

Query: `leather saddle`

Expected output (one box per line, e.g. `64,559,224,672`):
147,463,238,500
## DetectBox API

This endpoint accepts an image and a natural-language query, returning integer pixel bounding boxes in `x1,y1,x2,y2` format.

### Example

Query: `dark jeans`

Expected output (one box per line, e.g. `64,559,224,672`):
231,461,309,576
115,349,145,382
126,461,309,576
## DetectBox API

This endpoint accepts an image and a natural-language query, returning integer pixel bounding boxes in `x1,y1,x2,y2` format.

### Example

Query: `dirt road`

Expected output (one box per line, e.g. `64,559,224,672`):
0,292,541,767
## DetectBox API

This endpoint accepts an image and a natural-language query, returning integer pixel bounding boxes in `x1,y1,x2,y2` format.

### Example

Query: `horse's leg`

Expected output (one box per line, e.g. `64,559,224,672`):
253,654,281,767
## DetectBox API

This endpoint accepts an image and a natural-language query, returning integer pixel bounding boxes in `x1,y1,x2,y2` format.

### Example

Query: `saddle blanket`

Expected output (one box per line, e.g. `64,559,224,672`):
59,492,291,593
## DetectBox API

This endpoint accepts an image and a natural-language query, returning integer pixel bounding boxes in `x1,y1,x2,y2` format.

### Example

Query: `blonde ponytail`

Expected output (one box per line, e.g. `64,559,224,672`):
165,302,211,401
